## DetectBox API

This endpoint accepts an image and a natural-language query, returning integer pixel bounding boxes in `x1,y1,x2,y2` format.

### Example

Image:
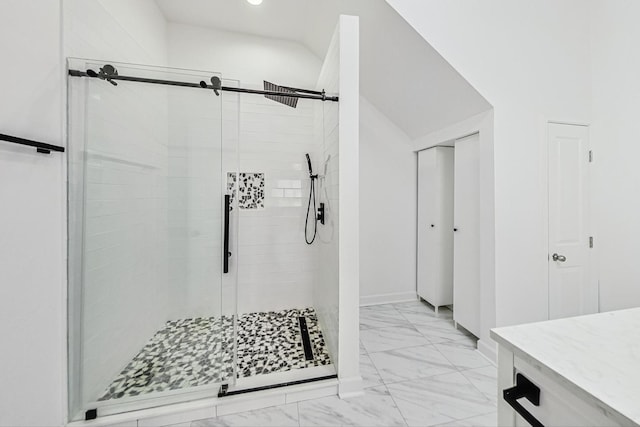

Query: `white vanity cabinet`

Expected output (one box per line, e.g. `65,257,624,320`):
492,309,640,427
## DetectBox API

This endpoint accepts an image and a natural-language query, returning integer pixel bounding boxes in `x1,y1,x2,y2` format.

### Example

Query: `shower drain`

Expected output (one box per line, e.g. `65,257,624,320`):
297,316,315,361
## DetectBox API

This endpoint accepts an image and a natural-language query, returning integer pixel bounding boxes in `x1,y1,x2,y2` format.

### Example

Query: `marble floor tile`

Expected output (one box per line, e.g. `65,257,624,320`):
391,300,432,312
361,304,399,312
387,372,494,427
433,341,491,371
369,345,456,384
393,300,452,315
298,386,406,426
192,403,299,427
395,306,453,326
359,340,367,355
399,310,445,326
180,301,498,427
460,366,498,404
414,321,475,345
360,325,429,353
360,306,411,330
434,411,497,427
359,353,385,389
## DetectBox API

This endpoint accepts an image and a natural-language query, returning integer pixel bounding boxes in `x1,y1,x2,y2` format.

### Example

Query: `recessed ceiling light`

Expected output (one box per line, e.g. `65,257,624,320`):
247,0,263,5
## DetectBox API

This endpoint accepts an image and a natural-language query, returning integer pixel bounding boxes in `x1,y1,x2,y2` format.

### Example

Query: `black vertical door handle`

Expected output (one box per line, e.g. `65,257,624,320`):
223,195,230,274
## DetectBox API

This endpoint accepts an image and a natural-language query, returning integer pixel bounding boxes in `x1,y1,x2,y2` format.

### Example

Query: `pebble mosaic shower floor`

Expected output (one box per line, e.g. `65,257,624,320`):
99,308,332,401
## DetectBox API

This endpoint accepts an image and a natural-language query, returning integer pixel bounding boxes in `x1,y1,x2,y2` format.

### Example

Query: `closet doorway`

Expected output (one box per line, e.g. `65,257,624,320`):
416,133,481,338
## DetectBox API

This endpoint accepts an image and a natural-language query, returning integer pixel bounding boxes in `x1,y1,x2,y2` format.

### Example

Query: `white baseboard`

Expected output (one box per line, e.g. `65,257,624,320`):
477,338,497,365
360,291,417,307
338,375,364,398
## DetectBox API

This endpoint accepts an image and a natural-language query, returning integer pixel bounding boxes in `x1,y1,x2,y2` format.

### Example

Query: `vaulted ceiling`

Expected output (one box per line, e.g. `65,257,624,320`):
155,0,491,139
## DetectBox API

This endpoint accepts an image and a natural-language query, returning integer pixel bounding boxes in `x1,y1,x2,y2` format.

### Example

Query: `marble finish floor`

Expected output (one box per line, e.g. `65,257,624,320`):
100,308,331,401
188,300,497,427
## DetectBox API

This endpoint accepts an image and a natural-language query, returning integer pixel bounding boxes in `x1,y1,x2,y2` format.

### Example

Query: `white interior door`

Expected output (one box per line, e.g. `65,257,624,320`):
417,147,454,307
548,123,597,320
418,149,438,302
453,133,480,337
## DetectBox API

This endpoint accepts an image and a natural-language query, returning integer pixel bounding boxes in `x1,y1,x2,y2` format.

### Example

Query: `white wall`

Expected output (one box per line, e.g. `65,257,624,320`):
0,2,65,426
387,0,592,332
359,96,417,305
64,0,167,65
167,23,321,90
590,0,640,312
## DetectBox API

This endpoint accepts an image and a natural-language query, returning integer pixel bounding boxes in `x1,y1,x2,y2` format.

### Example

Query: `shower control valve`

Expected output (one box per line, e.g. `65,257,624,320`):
317,203,326,225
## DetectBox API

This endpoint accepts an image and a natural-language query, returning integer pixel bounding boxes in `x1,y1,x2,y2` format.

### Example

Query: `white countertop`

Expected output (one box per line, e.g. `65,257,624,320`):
491,308,640,426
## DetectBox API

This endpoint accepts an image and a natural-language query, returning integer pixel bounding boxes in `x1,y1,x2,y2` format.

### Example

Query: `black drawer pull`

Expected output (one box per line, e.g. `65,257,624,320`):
503,373,544,427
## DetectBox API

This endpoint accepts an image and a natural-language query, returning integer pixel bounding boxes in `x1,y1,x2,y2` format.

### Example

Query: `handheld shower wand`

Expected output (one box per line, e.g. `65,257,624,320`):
304,154,323,245
306,153,314,178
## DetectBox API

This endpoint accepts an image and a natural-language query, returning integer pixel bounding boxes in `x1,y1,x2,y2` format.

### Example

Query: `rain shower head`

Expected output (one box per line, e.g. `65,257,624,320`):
264,80,299,109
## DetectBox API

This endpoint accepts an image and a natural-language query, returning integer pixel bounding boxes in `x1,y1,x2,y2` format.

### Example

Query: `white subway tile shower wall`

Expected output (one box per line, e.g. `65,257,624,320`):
70,76,171,405
165,23,325,317
165,86,225,322
235,94,320,314
68,62,227,408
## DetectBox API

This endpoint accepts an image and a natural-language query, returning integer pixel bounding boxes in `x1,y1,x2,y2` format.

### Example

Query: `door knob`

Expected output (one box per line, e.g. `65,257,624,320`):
552,253,567,262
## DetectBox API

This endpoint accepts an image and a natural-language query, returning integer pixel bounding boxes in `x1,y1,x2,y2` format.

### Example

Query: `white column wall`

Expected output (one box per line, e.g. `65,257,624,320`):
0,2,65,426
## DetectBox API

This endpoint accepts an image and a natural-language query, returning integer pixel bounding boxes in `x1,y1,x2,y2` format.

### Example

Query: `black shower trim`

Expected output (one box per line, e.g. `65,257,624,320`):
218,374,338,398
68,68,339,102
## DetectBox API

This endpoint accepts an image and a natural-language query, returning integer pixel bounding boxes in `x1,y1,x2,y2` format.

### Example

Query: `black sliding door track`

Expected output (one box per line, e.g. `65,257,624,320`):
68,69,339,102
218,375,338,398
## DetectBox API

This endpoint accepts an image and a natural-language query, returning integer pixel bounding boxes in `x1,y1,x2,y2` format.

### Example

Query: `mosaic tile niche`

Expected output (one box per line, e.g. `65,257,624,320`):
227,172,265,210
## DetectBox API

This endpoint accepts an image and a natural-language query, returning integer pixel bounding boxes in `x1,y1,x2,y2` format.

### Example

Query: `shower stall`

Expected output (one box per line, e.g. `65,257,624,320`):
67,59,340,421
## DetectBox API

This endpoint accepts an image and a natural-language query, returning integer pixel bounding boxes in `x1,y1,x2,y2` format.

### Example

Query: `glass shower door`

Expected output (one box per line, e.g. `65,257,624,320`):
67,60,237,420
